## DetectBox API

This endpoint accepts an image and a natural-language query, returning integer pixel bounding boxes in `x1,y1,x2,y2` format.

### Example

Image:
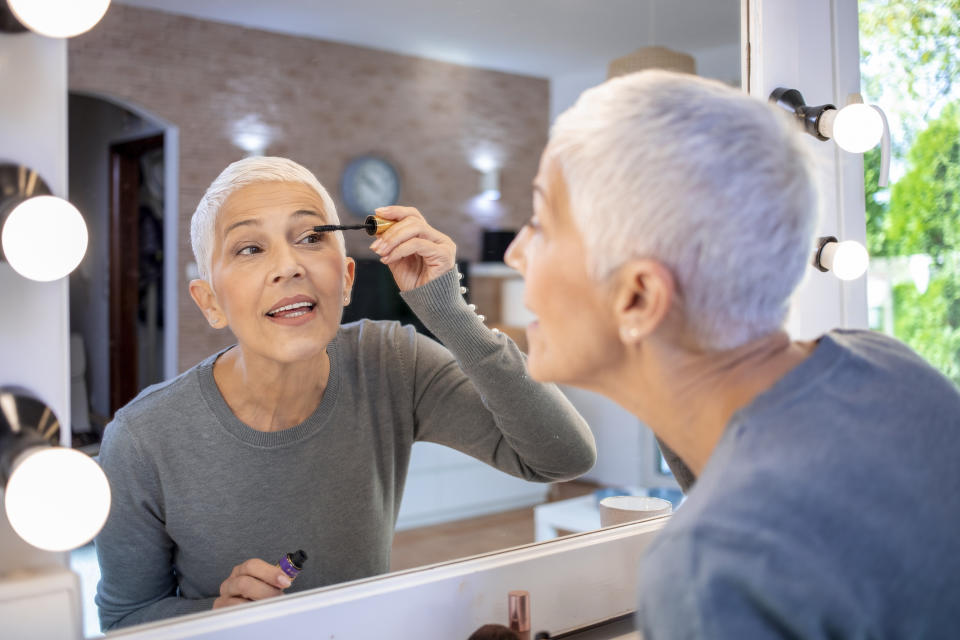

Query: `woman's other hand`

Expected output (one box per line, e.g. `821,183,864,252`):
212,558,292,609
368,206,457,291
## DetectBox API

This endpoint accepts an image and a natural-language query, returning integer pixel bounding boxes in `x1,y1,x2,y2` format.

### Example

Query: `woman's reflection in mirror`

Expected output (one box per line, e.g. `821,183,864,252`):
504,70,960,638
94,157,596,630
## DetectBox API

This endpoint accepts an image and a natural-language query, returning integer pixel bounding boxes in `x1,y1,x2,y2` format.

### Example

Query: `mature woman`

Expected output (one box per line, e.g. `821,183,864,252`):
505,71,960,638
94,157,596,630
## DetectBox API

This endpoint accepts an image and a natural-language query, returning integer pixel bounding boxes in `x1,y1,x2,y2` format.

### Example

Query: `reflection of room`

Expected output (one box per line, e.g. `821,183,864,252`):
65,0,736,553
4,0,741,637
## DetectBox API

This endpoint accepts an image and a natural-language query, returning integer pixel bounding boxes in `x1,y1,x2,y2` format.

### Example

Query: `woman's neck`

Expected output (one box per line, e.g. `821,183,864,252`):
601,331,815,476
213,345,331,432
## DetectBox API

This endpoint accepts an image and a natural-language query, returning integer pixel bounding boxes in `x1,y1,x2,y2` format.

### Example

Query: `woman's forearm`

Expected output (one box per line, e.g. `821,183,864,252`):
400,269,596,481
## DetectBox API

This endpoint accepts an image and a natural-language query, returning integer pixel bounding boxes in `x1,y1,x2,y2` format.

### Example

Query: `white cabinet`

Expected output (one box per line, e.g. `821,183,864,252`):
395,442,549,530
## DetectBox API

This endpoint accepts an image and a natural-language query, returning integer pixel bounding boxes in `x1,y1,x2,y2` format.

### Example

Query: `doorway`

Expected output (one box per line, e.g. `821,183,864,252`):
109,133,165,412
68,92,179,440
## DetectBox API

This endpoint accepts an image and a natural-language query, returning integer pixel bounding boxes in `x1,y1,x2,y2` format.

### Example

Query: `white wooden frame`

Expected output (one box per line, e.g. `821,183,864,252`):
107,518,668,640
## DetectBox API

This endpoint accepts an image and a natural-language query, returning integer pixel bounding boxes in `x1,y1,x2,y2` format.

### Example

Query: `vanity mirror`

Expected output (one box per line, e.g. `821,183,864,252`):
60,0,741,635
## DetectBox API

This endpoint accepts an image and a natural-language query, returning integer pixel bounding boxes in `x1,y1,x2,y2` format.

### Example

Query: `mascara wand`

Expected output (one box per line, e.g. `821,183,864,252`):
314,214,396,237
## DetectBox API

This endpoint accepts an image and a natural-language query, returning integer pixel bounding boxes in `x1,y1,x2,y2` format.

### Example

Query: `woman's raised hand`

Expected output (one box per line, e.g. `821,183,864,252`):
212,558,292,609
368,206,457,291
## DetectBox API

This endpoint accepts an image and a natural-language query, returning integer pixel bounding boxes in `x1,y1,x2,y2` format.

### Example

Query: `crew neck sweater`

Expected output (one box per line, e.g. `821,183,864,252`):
94,269,596,630
637,330,960,638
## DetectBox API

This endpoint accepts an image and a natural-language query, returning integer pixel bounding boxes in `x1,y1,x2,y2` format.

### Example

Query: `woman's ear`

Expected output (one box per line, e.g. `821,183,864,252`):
342,257,356,306
611,259,676,346
189,279,227,329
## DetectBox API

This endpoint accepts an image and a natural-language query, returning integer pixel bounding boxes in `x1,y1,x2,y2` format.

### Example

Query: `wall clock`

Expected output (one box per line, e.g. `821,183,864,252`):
340,155,400,217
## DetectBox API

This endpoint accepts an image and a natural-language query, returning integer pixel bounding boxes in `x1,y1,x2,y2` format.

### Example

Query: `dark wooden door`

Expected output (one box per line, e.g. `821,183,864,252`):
108,134,163,413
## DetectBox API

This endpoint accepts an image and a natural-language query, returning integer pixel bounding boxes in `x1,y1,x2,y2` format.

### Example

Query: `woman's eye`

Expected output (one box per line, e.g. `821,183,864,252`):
237,245,261,256
298,232,324,245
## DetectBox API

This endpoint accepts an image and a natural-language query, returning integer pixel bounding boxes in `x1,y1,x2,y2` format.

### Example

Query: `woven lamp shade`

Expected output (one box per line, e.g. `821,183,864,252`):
607,46,697,79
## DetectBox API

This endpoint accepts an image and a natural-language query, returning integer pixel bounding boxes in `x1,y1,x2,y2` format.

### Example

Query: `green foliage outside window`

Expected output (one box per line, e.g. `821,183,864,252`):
860,0,960,386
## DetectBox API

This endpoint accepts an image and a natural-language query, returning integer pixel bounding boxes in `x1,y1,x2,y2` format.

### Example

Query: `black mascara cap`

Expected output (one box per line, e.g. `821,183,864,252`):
290,549,308,569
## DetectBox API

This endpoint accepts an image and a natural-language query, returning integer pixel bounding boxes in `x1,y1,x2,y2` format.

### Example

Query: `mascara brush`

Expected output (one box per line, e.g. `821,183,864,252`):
314,214,396,237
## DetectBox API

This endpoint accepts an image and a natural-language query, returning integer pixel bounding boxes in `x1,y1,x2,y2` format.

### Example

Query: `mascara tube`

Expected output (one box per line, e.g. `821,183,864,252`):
277,549,308,581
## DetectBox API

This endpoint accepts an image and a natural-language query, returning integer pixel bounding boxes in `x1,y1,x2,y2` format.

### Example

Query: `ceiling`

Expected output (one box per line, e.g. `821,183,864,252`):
114,0,740,78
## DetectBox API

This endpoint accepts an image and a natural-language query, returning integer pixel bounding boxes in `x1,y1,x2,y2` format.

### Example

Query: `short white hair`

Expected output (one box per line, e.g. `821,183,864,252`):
550,71,818,350
190,156,342,281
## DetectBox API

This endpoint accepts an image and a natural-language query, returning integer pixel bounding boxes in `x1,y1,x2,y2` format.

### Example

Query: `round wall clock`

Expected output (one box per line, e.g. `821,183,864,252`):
340,155,400,217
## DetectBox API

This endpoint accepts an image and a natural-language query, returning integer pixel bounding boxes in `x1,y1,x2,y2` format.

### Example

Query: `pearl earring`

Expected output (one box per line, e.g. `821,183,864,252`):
621,327,641,342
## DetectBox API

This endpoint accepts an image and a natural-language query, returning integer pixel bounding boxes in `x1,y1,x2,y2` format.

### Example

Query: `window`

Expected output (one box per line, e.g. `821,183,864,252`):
861,0,960,386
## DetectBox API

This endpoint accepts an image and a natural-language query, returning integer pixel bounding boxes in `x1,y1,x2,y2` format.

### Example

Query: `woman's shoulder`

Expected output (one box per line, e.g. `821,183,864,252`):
337,318,448,383
110,359,210,431
338,318,421,355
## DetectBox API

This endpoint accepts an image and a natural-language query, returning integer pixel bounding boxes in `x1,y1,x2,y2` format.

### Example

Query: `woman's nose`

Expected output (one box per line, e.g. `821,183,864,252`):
504,228,528,274
271,246,305,282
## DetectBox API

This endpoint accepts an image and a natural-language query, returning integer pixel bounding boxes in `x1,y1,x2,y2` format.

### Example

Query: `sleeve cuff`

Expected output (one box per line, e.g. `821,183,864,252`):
400,267,504,361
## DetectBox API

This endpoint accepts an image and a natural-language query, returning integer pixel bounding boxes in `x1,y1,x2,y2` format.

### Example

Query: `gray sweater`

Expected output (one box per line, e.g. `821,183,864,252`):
637,330,960,638
94,269,596,630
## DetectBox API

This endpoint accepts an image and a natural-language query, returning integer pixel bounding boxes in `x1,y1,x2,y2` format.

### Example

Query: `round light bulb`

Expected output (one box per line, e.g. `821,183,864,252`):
832,104,884,153
2,196,89,282
4,447,111,551
831,240,869,280
8,0,111,38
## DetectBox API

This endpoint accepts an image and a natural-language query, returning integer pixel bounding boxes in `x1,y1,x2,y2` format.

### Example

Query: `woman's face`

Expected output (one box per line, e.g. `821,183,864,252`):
196,181,355,365
505,150,622,386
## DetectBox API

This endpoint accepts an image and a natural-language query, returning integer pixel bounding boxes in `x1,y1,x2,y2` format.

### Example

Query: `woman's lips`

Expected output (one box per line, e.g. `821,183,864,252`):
266,305,317,326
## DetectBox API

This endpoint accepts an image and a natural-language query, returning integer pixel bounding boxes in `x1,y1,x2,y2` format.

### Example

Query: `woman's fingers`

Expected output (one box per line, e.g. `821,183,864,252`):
368,206,457,291
380,237,451,266
221,574,284,601
235,558,291,589
213,558,290,610
370,211,449,253
373,205,423,223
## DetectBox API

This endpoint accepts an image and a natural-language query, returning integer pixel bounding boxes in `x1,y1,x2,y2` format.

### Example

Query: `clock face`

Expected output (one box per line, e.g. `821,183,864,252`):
340,156,400,217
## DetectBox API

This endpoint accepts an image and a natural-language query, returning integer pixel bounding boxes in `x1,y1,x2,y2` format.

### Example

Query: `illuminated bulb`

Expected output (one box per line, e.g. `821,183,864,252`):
480,169,501,201
831,104,884,153
4,447,111,551
2,196,89,282
821,240,869,280
8,0,111,38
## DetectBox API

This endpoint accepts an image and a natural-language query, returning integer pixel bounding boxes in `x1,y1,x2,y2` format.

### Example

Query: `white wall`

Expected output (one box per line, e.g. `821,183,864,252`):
549,42,741,124
0,32,71,573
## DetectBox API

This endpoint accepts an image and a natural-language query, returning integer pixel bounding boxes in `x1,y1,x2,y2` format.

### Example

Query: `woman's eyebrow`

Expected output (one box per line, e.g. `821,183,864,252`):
291,209,325,223
223,217,260,238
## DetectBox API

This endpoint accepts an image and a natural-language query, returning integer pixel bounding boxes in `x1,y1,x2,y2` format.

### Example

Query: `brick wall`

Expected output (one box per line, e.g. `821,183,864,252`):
68,4,547,371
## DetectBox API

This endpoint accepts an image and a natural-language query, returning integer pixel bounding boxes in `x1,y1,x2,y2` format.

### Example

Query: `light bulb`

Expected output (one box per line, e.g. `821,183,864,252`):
8,0,111,38
832,104,884,153
4,447,111,551
821,240,869,280
2,196,89,282
480,169,501,201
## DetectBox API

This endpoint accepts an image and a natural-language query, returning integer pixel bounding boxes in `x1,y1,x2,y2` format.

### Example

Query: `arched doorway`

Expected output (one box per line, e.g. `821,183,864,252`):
67,91,179,441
